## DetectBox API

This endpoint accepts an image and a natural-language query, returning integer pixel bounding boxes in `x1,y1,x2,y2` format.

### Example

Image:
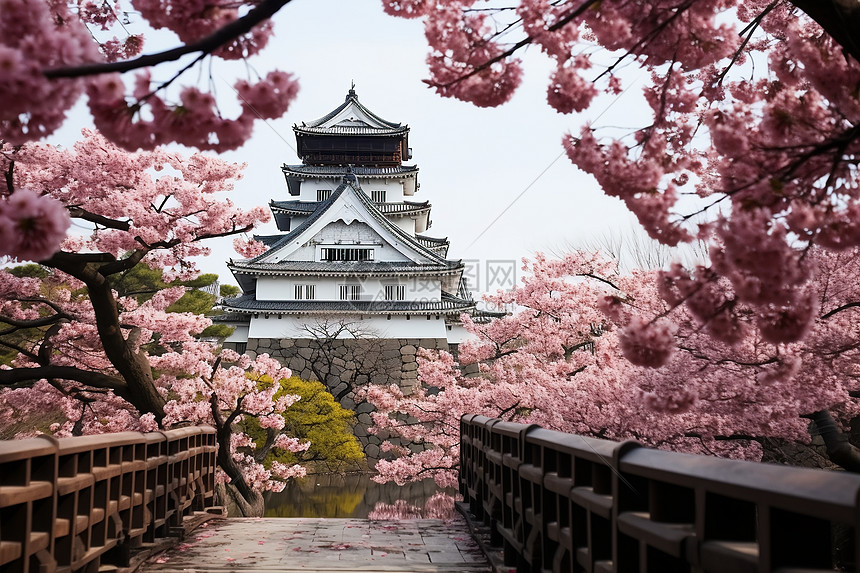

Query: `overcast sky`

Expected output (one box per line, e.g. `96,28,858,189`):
56,0,646,293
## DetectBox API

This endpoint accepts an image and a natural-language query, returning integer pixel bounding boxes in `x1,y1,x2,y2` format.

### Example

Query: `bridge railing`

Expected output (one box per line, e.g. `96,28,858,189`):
0,426,218,573
460,414,860,572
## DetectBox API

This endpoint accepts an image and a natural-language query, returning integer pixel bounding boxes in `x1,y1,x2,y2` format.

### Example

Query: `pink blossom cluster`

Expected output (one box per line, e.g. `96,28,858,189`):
87,70,299,152
387,0,860,347
0,190,71,262
422,5,523,107
134,0,273,60
1,0,299,151
368,252,857,487
0,0,98,144
0,133,307,497
618,315,676,368
2,130,270,276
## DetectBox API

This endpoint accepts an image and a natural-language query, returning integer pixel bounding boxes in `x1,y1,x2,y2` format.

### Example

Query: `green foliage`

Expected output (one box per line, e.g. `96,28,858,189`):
200,324,236,339
7,264,49,279
263,476,365,517
181,273,219,289
243,377,364,471
108,263,165,301
166,289,216,315
280,377,365,469
220,284,240,298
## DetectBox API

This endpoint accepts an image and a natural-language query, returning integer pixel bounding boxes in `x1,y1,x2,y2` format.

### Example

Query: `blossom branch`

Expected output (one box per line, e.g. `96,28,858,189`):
68,206,131,231
0,365,127,395
791,0,860,63
43,0,295,79
429,0,600,89
821,301,860,319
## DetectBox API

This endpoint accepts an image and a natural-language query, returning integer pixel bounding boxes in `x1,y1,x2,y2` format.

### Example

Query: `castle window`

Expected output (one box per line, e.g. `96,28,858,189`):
317,189,332,201
339,284,361,301
371,190,386,203
321,247,374,262
294,284,315,300
384,284,405,301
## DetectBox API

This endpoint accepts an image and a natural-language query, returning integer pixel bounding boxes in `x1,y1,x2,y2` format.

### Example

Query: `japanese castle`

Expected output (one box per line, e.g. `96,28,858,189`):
220,88,476,350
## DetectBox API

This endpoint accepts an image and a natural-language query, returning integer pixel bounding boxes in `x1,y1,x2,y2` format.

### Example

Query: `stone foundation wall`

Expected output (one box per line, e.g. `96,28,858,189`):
245,337,451,459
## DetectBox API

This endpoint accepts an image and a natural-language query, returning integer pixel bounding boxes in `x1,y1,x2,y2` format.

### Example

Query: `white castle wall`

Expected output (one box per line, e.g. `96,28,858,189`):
299,178,406,203
248,314,448,339
255,276,443,303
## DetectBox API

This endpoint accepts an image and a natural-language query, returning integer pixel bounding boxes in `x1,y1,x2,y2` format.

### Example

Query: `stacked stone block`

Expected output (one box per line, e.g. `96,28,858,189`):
245,337,452,459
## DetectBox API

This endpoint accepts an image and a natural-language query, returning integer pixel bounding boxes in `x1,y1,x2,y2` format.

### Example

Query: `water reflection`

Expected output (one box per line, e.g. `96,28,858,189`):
263,473,455,519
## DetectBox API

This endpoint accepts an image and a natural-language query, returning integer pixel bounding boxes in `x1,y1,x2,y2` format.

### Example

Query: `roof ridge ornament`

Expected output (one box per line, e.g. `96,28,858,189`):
347,81,357,101
343,164,358,185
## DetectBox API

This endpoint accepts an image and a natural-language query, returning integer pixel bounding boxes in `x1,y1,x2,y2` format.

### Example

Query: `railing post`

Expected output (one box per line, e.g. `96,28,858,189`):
0,426,218,573
458,415,860,572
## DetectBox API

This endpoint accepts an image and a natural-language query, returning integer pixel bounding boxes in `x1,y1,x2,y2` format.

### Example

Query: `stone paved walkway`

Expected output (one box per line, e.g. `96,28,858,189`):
140,516,492,572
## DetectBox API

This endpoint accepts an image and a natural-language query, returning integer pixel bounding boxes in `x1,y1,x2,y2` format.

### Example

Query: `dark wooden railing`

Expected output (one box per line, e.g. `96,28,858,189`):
0,426,218,573
460,414,860,572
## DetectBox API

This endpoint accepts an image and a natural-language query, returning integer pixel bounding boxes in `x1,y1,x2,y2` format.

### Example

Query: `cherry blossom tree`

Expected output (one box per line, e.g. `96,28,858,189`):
1,0,299,152
0,0,304,262
368,251,858,487
0,130,304,515
384,0,860,351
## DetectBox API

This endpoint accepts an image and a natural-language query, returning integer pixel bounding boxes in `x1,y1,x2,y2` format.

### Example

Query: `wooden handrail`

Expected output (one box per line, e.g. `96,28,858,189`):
0,426,218,573
460,414,860,572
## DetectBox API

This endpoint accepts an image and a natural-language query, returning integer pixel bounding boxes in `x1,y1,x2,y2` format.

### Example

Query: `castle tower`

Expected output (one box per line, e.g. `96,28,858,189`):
219,90,476,454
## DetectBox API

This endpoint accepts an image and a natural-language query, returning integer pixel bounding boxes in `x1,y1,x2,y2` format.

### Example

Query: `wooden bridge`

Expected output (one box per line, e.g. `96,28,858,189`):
2,419,860,573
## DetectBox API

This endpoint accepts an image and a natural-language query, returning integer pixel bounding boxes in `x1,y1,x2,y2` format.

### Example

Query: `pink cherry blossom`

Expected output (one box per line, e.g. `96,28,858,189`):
0,189,71,262
0,0,298,151
387,0,860,349
369,251,857,487
0,133,306,512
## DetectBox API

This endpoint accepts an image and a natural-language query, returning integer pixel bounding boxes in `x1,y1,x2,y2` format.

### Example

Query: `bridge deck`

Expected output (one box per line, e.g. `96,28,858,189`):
140,516,492,572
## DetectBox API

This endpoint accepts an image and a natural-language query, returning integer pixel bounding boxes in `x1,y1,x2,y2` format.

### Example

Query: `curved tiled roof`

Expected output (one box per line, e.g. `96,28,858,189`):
220,293,474,315
302,89,407,130
228,260,463,276
260,177,448,264
252,234,283,246
269,200,319,215
373,201,430,216
281,164,419,178
415,234,449,257
294,125,407,136
295,89,408,136
244,185,346,263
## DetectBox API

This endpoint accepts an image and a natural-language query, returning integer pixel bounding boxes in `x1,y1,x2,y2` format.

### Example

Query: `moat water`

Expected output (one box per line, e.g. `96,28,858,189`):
263,473,456,519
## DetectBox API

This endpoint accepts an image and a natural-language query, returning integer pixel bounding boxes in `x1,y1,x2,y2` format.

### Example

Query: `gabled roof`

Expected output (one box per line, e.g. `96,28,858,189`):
229,173,462,288
252,234,283,246
293,89,408,137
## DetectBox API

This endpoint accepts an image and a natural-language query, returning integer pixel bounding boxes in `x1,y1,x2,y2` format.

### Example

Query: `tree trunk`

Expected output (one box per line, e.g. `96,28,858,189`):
811,410,860,472
211,394,264,516
45,254,166,420
791,0,860,64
